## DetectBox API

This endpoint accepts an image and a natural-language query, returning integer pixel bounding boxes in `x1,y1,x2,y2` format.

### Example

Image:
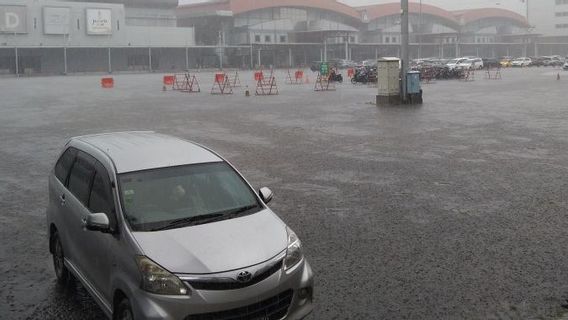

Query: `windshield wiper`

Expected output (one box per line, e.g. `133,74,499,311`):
150,213,225,231
149,204,259,232
223,204,259,218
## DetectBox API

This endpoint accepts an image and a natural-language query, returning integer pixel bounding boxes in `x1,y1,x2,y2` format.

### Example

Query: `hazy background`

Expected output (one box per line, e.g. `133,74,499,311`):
178,0,527,14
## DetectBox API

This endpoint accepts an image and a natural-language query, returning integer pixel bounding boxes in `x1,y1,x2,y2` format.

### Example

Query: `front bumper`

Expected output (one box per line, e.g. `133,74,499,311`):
129,259,314,320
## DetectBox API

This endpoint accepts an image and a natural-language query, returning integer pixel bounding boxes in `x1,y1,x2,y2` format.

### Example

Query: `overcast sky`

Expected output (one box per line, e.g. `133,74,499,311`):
178,0,526,14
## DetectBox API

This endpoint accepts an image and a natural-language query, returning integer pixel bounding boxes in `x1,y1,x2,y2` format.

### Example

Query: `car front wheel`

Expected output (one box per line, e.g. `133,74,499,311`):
115,299,134,320
52,231,70,285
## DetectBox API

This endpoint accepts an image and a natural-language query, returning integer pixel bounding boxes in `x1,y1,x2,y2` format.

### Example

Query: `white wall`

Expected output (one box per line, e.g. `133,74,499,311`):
529,0,568,37
0,0,195,47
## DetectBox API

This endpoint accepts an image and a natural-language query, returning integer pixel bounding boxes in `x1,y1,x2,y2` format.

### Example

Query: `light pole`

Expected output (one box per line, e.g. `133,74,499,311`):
526,0,529,26
419,0,422,59
401,0,409,102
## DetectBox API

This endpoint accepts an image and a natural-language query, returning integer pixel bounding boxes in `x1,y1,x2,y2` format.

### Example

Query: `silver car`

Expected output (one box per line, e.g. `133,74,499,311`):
46,131,314,320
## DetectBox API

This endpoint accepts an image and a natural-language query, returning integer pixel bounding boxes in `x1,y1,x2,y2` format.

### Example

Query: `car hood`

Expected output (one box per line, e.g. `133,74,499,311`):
132,209,288,274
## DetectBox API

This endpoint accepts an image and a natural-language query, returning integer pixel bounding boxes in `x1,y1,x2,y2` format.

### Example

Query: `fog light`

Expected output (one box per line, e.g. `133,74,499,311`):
297,287,313,305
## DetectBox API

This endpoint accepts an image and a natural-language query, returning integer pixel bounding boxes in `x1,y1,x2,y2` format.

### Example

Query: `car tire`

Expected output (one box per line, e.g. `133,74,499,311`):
115,298,134,320
52,231,70,285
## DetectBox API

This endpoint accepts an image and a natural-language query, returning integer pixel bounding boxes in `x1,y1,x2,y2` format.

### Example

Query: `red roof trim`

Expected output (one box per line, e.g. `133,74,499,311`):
177,1,528,28
178,0,359,19
357,3,457,24
453,8,528,27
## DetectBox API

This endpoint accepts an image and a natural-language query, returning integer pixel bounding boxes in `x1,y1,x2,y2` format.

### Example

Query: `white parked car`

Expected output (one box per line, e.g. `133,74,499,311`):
456,58,484,70
446,58,466,70
563,61,568,71
511,57,532,67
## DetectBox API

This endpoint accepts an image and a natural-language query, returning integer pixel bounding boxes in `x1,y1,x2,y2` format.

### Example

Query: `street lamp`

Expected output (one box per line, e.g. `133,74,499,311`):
418,0,422,59
401,0,409,102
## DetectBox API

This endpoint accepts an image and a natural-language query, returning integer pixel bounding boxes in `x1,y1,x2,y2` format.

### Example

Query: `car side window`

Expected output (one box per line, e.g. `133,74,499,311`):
89,162,117,226
54,147,77,185
67,152,96,206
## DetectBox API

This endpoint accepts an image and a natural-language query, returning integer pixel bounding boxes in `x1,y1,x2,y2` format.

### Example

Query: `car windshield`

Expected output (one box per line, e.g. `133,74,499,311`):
118,162,262,231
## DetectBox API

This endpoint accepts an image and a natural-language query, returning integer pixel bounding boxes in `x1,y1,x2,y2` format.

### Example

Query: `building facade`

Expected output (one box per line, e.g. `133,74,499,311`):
0,0,195,75
177,0,535,67
3,0,567,74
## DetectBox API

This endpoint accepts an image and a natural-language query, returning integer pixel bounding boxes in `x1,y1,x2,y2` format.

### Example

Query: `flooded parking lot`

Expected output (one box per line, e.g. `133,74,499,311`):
2,68,568,319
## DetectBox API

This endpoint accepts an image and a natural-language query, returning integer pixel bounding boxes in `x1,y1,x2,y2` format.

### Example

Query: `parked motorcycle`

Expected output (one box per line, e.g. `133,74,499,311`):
351,66,377,84
328,69,343,83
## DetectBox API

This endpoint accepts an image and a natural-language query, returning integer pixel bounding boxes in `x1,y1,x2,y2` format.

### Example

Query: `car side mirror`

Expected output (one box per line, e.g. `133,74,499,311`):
85,212,111,233
259,187,273,204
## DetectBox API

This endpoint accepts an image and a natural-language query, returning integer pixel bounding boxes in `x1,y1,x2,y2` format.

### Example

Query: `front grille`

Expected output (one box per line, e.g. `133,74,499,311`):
187,260,283,291
185,289,293,320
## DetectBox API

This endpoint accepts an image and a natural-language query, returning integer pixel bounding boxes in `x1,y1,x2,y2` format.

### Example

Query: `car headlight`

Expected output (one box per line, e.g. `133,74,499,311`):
284,227,303,270
136,256,189,295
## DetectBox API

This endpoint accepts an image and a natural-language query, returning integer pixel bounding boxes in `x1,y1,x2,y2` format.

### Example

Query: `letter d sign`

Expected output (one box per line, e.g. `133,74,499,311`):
6,12,20,29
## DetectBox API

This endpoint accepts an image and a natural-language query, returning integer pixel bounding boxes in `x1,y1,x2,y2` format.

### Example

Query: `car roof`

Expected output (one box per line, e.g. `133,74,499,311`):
73,131,222,173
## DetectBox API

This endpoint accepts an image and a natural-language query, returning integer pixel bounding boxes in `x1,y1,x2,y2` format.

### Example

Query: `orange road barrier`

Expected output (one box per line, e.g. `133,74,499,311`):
101,77,114,88
314,73,336,91
256,76,279,95
347,68,354,78
484,67,502,80
286,69,305,85
254,71,264,82
228,71,242,88
163,75,175,86
459,69,475,82
172,73,200,93
211,73,233,95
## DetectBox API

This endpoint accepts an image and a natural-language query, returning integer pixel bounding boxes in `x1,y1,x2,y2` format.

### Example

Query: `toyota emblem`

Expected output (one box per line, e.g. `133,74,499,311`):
236,271,252,283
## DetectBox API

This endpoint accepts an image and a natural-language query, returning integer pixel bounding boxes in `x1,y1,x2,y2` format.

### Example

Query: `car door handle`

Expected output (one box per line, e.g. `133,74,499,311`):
60,194,66,206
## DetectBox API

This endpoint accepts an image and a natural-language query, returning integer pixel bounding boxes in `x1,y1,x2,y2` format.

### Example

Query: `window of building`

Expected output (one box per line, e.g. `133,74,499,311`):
385,37,390,43
350,36,355,42
117,20,120,31
557,0,568,4
392,37,397,43
255,35,261,42
280,35,286,43
34,18,37,29
265,35,271,42
556,23,568,28
77,19,80,30
556,11,568,17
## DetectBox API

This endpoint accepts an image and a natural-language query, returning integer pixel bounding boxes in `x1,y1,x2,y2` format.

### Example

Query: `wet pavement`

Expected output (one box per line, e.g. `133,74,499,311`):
1,68,568,319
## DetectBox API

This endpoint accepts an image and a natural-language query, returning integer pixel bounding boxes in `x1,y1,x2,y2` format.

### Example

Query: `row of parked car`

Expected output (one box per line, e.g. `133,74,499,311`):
498,56,568,68
413,55,568,70
311,55,568,73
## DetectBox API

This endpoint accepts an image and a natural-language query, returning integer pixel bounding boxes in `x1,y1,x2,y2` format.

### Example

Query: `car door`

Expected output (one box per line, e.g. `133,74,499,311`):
65,151,97,279
83,160,118,303
51,147,78,263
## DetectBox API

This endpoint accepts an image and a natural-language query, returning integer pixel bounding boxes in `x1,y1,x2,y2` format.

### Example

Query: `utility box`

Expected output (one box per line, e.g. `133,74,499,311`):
376,57,400,105
406,71,423,104
406,71,421,94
